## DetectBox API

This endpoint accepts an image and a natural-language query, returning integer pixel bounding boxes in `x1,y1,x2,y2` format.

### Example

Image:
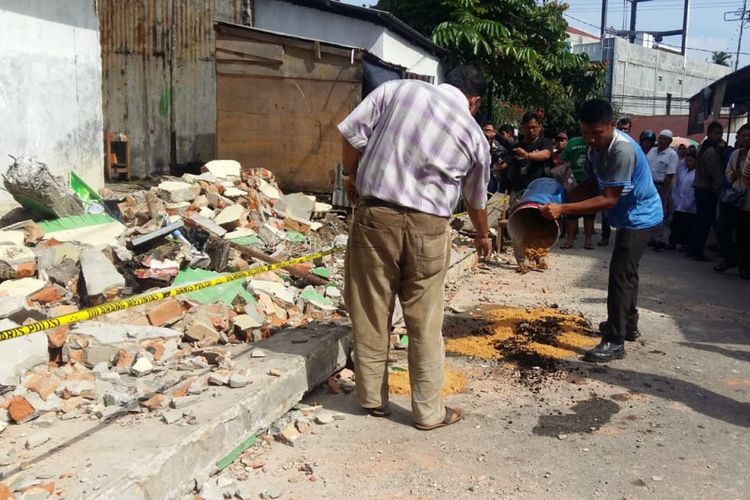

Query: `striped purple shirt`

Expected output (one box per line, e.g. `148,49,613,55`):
338,80,490,217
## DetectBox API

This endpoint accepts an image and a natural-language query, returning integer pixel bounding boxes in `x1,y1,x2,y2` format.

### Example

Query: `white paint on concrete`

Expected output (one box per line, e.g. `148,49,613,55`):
0,1,104,204
0,318,48,385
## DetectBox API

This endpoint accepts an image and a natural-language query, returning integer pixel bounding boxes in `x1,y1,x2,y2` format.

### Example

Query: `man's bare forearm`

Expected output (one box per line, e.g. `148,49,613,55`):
560,195,617,216
467,207,489,237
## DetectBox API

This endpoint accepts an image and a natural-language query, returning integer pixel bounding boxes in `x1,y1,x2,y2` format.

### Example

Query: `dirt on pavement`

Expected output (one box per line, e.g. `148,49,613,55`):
210,242,750,500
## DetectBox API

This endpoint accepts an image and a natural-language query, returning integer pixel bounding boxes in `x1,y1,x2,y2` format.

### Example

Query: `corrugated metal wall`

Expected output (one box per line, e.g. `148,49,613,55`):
98,0,241,178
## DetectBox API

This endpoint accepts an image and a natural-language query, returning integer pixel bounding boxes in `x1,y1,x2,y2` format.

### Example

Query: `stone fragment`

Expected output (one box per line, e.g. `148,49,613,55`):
184,321,219,346
258,223,284,245
131,355,154,377
214,204,246,227
223,187,247,198
268,368,283,377
232,314,264,332
228,373,250,388
0,318,48,385
275,192,316,220
158,181,201,203
0,229,25,245
147,298,185,327
208,371,230,386
113,349,135,372
46,327,68,349
59,396,83,414
23,374,60,401
204,159,241,180
315,412,335,425
170,395,199,409
56,380,96,399
162,409,183,424
25,432,51,449
0,295,26,319
142,394,166,411
0,245,36,279
79,248,125,300
46,258,79,286
276,422,301,446
248,280,296,304
189,214,227,237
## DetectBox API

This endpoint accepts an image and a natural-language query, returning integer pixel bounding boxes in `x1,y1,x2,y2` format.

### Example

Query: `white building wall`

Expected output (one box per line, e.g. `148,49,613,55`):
0,1,104,204
573,37,732,116
254,0,442,82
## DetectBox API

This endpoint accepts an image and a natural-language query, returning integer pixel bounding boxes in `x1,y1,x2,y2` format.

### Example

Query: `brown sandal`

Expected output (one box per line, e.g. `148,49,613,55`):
366,405,391,417
415,406,463,430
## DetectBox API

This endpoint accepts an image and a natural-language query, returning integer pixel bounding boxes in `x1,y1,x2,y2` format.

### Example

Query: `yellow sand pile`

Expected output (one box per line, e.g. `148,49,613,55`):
389,367,468,396
444,306,598,361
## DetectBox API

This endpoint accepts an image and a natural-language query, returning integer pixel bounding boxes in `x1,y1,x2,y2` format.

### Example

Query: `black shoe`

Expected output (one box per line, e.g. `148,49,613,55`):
584,340,626,363
599,321,640,342
713,260,737,272
597,238,609,247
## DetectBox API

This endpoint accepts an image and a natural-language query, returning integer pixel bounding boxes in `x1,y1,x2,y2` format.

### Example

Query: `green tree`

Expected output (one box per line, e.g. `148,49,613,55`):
376,0,605,134
711,51,731,67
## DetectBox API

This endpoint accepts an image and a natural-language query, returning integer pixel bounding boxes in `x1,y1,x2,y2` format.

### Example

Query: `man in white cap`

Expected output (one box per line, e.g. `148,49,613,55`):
646,129,679,249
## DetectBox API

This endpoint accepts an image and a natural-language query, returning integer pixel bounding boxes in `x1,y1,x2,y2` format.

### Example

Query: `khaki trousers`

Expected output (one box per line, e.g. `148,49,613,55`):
344,203,451,426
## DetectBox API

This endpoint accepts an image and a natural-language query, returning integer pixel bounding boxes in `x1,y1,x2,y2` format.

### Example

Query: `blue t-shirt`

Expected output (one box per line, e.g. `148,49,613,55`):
585,130,663,230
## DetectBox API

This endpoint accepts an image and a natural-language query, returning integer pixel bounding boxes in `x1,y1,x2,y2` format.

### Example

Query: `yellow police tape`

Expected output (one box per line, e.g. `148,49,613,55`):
0,247,345,343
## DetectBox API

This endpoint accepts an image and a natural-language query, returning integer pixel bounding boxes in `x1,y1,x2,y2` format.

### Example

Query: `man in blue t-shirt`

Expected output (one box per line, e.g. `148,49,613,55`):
541,99,663,363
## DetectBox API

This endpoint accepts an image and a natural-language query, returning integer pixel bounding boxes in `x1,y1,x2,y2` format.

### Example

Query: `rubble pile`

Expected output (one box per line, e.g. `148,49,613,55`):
0,159,349,438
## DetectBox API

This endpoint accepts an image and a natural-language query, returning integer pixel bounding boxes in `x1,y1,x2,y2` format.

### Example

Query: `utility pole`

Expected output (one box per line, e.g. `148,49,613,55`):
601,0,608,40
628,0,656,44
725,1,750,71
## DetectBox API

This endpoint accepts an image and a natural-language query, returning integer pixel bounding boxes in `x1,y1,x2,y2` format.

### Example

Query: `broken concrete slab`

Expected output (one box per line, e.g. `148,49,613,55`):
258,223,284,245
0,277,46,298
79,248,125,299
3,157,84,218
214,204,246,227
0,245,36,279
204,160,241,180
70,323,183,345
40,217,126,248
275,193,316,220
189,214,227,238
248,280,296,304
0,318,48,385
223,187,247,198
130,220,185,248
10,325,350,498
0,230,25,246
158,181,202,203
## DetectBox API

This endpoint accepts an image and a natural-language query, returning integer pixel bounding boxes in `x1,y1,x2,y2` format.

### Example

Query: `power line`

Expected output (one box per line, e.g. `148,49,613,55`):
563,12,750,56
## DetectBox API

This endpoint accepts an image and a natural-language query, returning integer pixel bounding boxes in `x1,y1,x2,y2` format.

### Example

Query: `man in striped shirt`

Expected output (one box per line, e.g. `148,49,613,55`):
338,66,491,430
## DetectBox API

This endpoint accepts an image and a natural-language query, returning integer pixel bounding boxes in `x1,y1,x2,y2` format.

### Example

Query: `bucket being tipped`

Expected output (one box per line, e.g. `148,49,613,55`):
507,178,566,270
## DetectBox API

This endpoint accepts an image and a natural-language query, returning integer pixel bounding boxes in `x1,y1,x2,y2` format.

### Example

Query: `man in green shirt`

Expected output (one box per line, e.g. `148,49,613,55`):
560,137,596,249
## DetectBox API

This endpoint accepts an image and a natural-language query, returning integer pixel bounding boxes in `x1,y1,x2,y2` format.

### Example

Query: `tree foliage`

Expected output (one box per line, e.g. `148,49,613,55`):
711,51,731,67
376,0,606,134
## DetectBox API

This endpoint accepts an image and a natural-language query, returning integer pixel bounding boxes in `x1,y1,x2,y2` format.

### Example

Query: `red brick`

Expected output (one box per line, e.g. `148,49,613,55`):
8,396,35,423
68,348,86,364
47,326,69,349
0,482,15,500
142,393,166,411
14,261,37,278
23,373,60,401
113,349,135,370
29,286,64,305
50,305,78,316
147,299,185,326
143,340,165,362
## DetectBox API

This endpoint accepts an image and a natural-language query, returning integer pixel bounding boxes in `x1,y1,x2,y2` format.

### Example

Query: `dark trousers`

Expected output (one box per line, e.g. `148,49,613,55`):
689,190,718,257
717,202,742,264
601,212,611,240
606,227,654,344
669,211,695,247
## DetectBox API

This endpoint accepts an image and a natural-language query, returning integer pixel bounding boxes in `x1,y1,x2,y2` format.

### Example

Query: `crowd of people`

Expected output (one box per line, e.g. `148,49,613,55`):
482,114,750,280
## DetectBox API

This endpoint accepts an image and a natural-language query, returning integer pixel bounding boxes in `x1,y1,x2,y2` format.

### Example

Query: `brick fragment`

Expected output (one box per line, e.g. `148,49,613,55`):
8,396,35,423
147,298,185,326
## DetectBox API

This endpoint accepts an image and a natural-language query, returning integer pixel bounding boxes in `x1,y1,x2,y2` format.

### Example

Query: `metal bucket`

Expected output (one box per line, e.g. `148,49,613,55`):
507,178,566,251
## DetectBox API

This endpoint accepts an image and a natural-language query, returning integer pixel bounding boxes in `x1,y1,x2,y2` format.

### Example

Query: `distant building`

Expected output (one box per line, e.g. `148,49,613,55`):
570,35,732,116
565,26,599,47
252,0,445,83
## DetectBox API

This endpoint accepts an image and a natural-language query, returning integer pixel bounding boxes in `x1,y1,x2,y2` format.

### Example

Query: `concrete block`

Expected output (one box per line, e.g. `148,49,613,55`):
258,179,281,200
189,214,227,237
46,258,79,286
223,187,247,198
0,277,46,298
71,322,183,345
0,296,27,318
0,318,48,385
0,230,25,246
248,280,296,304
158,181,201,203
214,204,246,227
275,193,316,220
204,160,241,180
80,248,125,298
258,223,284,245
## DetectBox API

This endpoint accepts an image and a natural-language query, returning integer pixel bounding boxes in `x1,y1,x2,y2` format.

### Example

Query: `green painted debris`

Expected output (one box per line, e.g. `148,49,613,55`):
311,267,330,279
229,235,264,247
173,268,255,306
38,214,117,234
300,289,332,306
69,171,103,210
285,231,306,243
216,434,257,471
391,366,407,372
400,335,409,347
